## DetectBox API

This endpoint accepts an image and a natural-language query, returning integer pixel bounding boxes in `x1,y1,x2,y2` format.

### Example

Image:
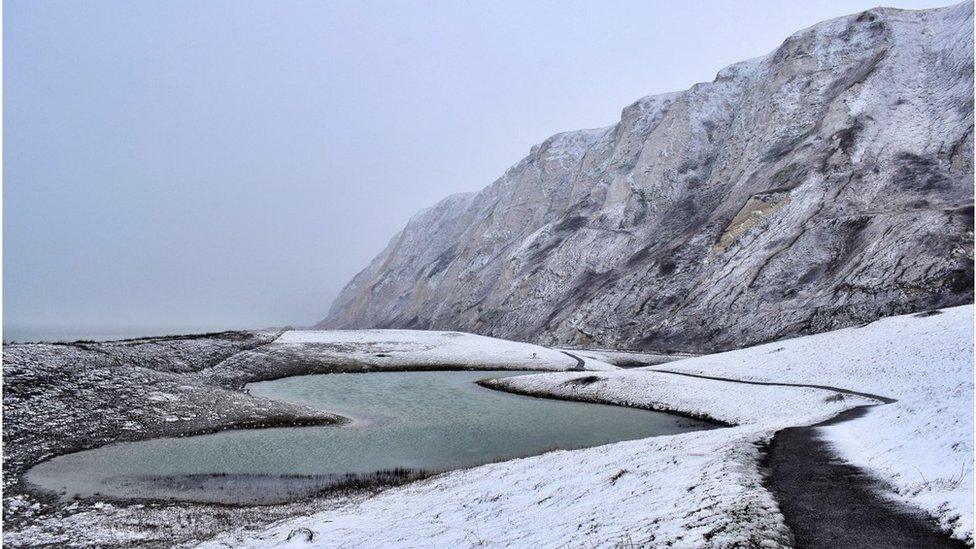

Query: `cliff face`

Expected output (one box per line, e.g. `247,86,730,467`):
320,3,974,352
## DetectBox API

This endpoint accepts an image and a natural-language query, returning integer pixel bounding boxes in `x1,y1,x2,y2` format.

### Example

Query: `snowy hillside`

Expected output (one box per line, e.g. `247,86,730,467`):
274,329,617,371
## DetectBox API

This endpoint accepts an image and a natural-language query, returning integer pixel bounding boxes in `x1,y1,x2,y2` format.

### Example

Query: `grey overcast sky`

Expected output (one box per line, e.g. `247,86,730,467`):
4,0,954,336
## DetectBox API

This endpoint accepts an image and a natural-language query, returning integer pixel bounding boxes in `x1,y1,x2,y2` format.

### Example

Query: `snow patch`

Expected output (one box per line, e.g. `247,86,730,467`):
276,329,618,372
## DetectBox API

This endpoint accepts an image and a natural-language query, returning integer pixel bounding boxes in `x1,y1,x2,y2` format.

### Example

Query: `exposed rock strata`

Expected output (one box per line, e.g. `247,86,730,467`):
321,3,975,352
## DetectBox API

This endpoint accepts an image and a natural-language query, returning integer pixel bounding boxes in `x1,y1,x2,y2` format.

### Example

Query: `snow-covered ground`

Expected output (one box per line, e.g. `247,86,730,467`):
655,305,975,542
555,347,692,367
274,329,618,371
199,427,795,548
483,369,872,428
200,307,971,548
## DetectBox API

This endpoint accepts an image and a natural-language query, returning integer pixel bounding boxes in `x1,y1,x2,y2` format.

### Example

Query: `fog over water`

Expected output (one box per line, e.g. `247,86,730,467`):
4,0,951,339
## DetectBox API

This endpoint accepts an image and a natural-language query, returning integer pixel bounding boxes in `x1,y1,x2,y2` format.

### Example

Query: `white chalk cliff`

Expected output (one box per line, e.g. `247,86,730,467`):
320,3,974,352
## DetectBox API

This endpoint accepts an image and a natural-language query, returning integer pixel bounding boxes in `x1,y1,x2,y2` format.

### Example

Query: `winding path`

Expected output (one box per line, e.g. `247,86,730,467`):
559,350,586,371
650,369,966,549
650,369,895,403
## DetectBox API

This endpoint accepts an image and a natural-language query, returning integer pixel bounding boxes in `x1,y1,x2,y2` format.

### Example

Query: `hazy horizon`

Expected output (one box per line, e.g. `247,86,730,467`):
4,0,954,338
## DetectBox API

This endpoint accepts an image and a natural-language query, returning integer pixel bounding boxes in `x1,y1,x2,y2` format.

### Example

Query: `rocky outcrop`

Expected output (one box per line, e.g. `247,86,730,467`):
319,3,975,352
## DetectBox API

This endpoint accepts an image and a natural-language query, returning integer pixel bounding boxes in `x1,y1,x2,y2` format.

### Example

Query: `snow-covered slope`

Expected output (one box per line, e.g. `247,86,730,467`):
193,329,615,391
656,304,975,541
261,330,616,370
274,329,616,371
201,307,972,548
320,2,974,352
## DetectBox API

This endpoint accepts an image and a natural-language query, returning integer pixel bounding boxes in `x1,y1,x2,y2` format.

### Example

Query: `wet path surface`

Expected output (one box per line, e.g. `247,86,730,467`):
652,369,965,548
765,406,968,549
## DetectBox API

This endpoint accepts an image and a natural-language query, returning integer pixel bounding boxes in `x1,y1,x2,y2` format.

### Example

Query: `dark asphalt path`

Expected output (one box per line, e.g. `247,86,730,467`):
649,369,966,548
559,350,586,371
650,369,895,403
765,405,968,549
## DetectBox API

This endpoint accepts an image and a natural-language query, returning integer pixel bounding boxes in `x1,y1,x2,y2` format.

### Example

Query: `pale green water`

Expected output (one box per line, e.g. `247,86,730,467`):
27,371,714,503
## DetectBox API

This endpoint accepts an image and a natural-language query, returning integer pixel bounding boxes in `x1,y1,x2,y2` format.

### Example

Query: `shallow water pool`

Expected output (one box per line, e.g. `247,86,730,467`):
27,370,714,503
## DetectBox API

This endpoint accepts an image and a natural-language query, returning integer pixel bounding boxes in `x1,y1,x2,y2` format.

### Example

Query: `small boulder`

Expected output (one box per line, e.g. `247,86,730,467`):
286,527,315,542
